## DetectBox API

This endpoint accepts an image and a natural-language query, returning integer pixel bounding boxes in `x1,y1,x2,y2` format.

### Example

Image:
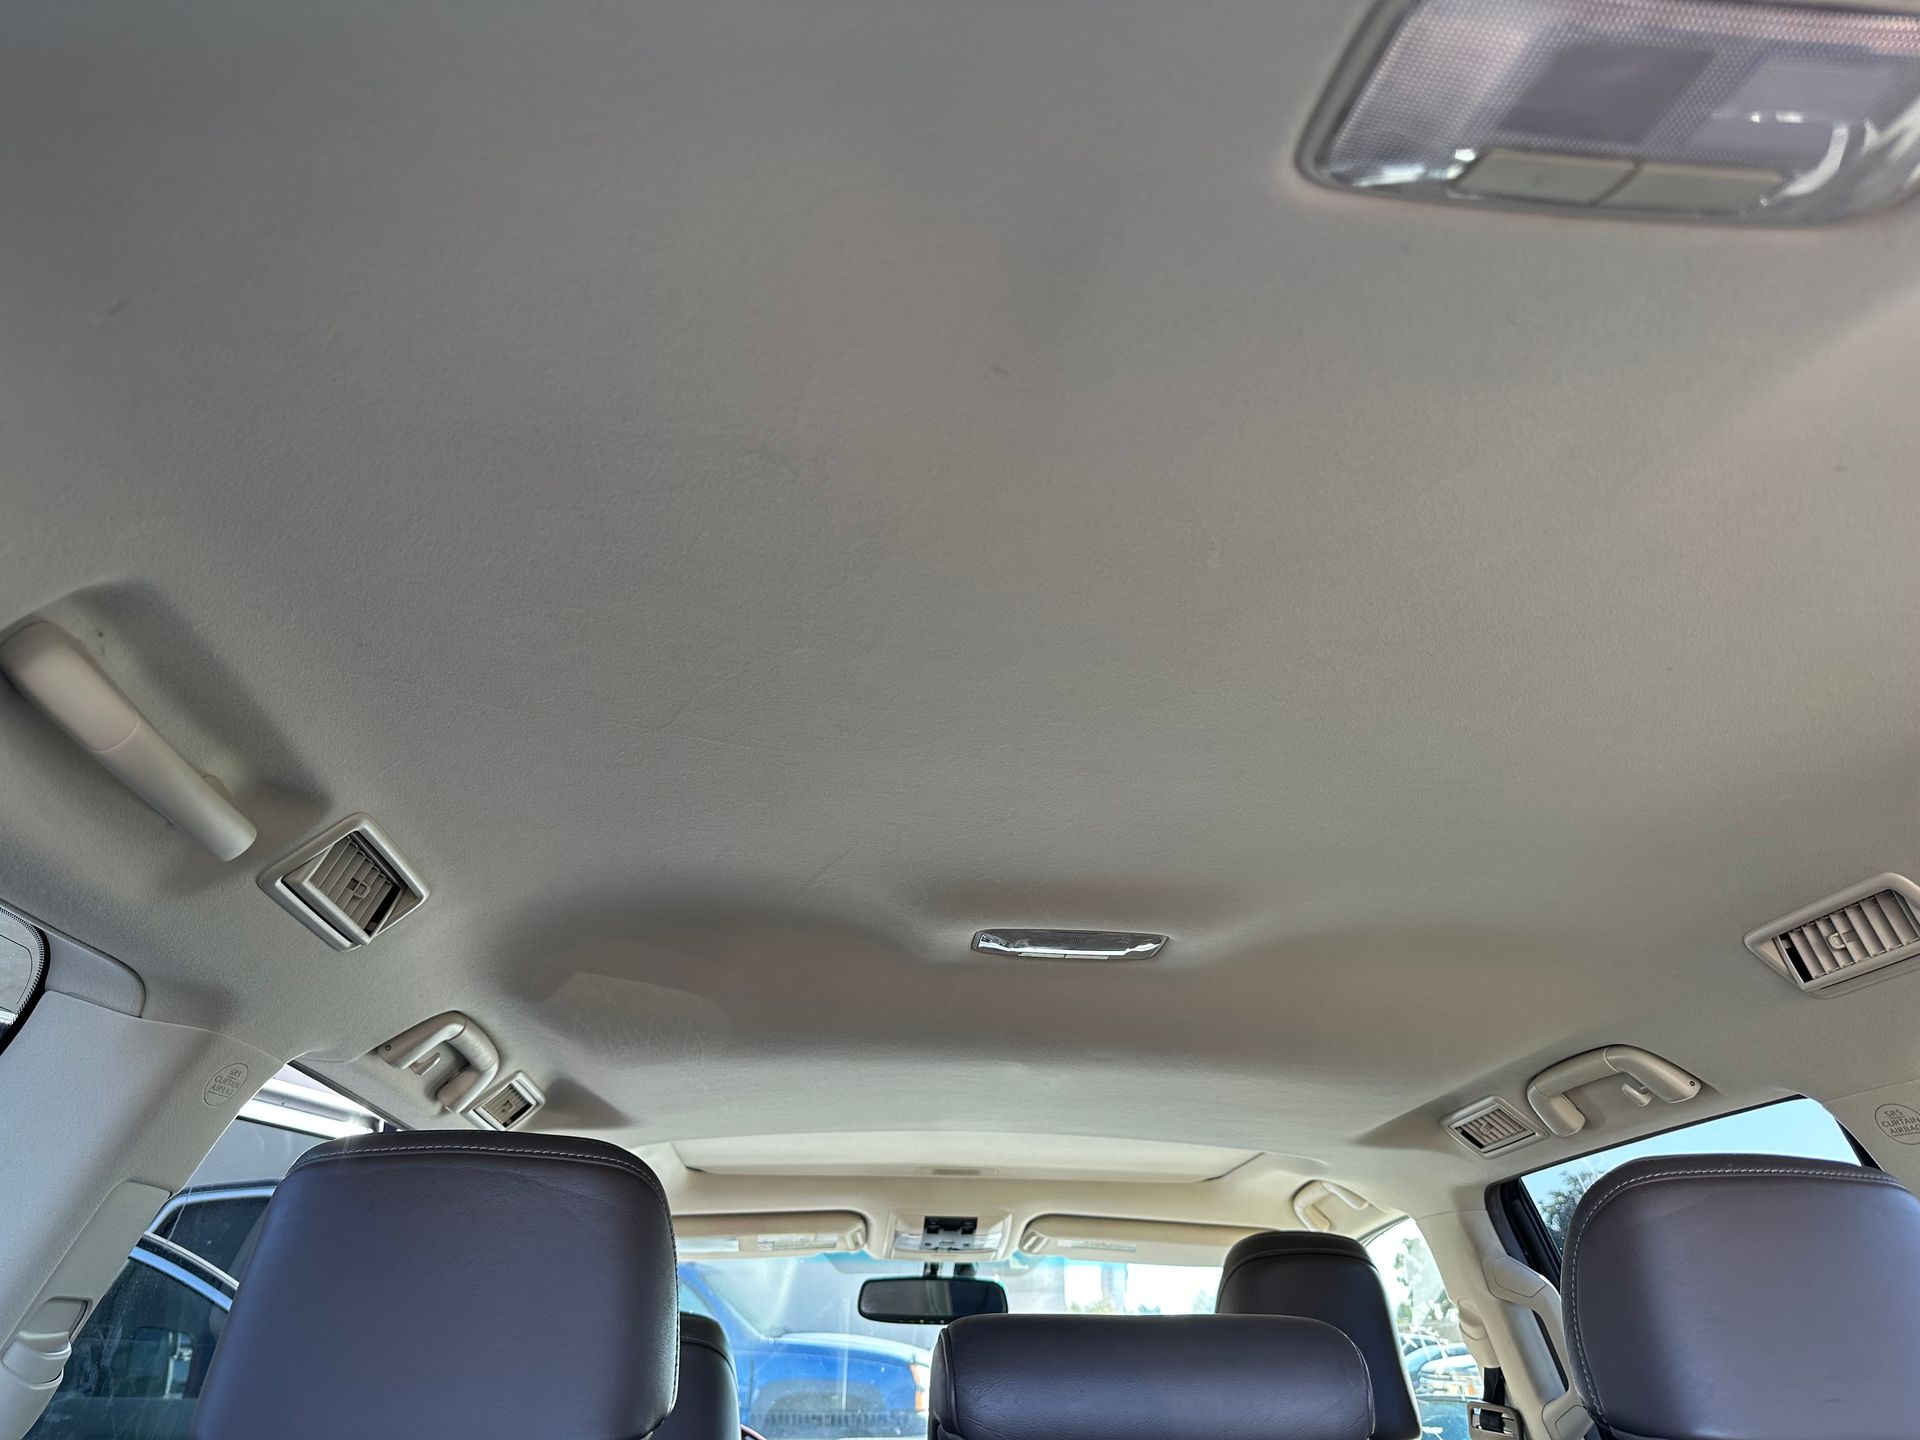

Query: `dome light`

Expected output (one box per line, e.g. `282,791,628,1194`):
1302,0,1920,223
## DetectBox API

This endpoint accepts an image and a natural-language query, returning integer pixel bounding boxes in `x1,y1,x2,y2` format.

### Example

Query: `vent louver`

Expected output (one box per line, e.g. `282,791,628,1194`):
260,815,428,950
1443,1097,1541,1157
1776,892,1918,981
294,833,399,934
1747,875,1920,994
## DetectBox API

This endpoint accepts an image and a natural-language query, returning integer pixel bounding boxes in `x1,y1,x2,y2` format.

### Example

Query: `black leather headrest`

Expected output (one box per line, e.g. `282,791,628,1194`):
192,1130,680,1440
931,1314,1373,1440
1216,1231,1421,1440
655,1312,740,1440
677,1310,735,1374
1564,1153,1920,1440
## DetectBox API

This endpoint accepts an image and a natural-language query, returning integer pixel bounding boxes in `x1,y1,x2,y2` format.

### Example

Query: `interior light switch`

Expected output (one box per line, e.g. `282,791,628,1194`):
1454,149,1635,205
1601,161,1784,213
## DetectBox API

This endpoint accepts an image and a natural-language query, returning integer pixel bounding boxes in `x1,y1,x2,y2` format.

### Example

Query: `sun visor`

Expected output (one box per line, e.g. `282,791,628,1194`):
675,1211,869,1258
1018,1216,1257,1266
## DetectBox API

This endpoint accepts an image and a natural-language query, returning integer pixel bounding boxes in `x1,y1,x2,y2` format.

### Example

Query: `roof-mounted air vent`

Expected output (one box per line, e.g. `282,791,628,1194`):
261,814,428,949
472,1071,546,1131
1746,875,1920,994
1443,1097,1541,1157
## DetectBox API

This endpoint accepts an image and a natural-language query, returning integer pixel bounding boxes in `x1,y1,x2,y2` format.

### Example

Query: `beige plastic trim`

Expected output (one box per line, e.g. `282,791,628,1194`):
257,814,429,950
1020,1215,1256,1265
31,911,144,1018
1480,1254,1564,1356
375,1012,500,1114
1428,1212,1566,1435
1743,873,1920,993
1482,1244,1605,1436
1482,1251,1592,1437
1526,1045,1700,1137
0,621,255,860
0,995,276,1436
1543,1390,1594,1440
1291,1179,1369,1232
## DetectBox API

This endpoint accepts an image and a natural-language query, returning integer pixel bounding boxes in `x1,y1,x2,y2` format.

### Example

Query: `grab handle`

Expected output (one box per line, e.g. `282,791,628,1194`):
0,621,255,860
377,1012,500,1114
1526,1045,1699,1136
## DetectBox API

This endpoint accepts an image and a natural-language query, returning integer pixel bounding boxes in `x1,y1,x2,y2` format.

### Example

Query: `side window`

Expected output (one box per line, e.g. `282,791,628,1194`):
148,1197,272,1281
26,1250,228,1439
1364,1219,1483,1440
1518,1096,1860,1257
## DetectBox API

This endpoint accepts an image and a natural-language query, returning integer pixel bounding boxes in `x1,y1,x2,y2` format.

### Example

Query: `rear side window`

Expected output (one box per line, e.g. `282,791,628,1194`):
148,1196,272,1280
1364,1218,1482,1440
1518,1097,1860,1257
27,1249,229,1438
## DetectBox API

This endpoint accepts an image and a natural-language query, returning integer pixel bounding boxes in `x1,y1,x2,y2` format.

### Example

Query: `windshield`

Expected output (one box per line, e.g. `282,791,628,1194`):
676,1253,1218,1439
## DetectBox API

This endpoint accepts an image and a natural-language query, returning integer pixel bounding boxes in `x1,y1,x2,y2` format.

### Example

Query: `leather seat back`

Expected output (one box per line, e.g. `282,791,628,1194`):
191,1129,681,1440
655,1313,740,1440
930,1313,1373,1440
1564,1152,1920,1440
1215,1231,1421,1440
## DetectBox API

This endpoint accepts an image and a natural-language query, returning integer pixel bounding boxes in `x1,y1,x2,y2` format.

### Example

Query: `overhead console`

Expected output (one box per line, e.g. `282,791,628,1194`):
885,1211,1011,1261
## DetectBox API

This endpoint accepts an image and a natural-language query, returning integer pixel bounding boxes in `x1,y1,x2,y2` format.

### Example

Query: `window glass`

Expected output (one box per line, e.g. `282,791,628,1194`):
1519,1097,1859,1256
678,1252,1218,1438
148,1196,273,1281
26,1250,228,1439
1364,1219,1482,1440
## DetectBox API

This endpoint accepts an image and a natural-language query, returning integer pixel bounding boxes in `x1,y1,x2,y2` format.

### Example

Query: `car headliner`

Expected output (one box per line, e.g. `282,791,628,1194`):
1,0,1917,1220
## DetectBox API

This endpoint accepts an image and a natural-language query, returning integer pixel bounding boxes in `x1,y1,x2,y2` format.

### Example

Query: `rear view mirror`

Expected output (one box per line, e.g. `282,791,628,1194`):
857,1276,1009,1324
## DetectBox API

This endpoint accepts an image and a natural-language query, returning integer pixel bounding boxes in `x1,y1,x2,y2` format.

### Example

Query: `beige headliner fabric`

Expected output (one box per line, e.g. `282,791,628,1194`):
1,0,1918,1216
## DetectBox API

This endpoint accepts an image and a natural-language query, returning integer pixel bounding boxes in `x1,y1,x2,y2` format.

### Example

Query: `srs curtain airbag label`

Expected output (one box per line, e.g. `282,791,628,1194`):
1874,1104,1920,1145
204,1063,250,1106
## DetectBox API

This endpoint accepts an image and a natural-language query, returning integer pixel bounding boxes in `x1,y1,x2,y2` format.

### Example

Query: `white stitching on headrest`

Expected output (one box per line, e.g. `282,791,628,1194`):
1562,1160,1900,1417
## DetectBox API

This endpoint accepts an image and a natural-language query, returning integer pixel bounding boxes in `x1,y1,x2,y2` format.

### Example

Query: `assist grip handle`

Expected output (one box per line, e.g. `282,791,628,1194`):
1526,1045,1700,1137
